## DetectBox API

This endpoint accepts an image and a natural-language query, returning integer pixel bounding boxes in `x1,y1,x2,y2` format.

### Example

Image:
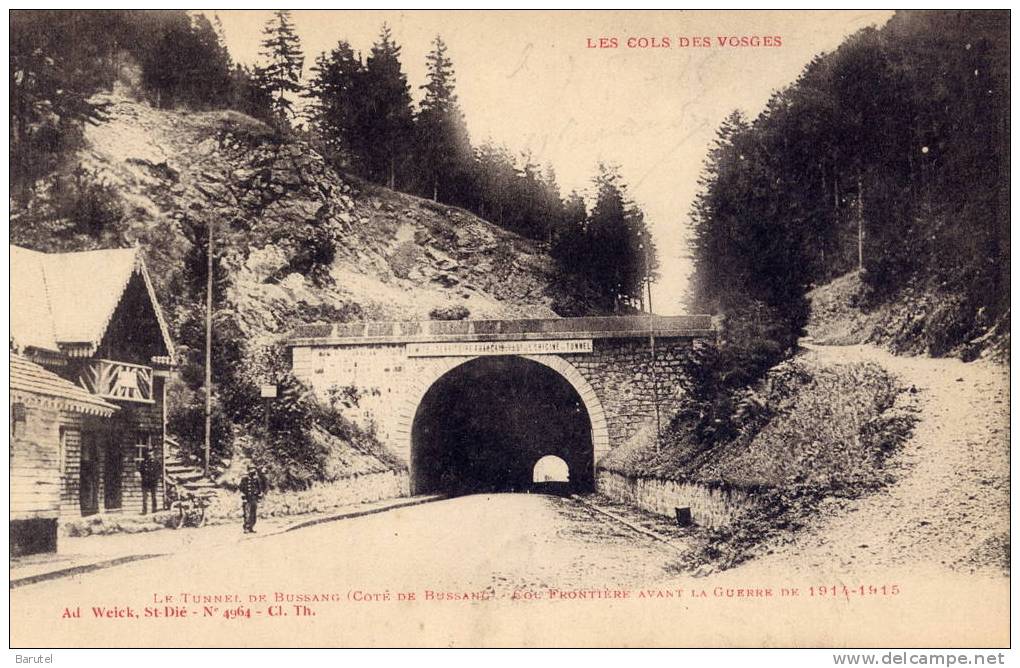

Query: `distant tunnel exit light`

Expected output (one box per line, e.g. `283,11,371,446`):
533,455,570,483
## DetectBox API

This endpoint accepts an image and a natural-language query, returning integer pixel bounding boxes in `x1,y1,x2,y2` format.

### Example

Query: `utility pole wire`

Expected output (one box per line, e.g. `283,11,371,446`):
644,237,661,451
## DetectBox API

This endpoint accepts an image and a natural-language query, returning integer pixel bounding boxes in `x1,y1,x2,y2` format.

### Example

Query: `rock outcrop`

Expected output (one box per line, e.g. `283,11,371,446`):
64,96,594,350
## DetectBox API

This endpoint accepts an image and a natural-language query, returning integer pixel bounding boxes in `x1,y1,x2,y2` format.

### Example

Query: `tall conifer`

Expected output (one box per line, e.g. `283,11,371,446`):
362,23,414,188
414,35,472,202
258,10,304,121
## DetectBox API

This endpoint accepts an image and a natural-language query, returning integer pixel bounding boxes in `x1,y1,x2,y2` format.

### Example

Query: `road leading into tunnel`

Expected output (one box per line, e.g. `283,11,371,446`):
11,494,681,647
11,493,1007,647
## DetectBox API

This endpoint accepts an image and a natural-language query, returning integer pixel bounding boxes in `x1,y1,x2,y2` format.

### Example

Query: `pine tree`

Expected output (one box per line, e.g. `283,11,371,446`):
137,11,193,108
212,12,228,47
231,64,274,122
187,14,233,108
306,40,365,165
126,12,233,109
472,141,516,227
563,190,587,227
258,10,304,122
551,190,589,276
362,23,415,188
687,110,751,314
587,163,655,311
538,164,567,245
10,11,112,196
414,35,472,202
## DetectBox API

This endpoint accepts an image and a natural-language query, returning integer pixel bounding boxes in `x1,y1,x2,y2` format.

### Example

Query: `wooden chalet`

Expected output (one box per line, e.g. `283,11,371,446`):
10,245,176,555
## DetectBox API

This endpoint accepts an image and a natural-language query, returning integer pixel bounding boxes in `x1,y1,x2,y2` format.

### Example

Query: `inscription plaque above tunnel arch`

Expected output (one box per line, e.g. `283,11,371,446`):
399,354,610,495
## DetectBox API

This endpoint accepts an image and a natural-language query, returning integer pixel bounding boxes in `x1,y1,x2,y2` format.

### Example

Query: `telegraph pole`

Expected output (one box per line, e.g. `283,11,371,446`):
644,237,662,450
204,220,213,478
647,277,661,450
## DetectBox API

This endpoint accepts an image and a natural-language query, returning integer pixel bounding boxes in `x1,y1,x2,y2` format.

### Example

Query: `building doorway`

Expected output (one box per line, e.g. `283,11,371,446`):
80,434,99,515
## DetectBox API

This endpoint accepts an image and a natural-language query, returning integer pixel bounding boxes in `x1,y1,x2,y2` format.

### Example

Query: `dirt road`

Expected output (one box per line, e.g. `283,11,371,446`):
12,490,1009,647
748,342,1010,578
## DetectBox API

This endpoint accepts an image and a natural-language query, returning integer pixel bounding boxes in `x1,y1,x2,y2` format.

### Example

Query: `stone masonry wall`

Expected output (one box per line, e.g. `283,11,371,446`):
563,337,694,452
293,336,697,469
597,470,758,529
206,470,409,522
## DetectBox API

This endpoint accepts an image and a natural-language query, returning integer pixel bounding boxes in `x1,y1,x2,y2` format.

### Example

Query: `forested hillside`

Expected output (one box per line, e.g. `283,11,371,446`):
11,9,656,315
688,10,1008,362
636,10,1011,501
10,9,649,486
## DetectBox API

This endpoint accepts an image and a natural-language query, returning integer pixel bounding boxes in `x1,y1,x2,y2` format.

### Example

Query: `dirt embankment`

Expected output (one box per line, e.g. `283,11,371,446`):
618,337,1008,581
747,342,1009,578
807,270,1009,363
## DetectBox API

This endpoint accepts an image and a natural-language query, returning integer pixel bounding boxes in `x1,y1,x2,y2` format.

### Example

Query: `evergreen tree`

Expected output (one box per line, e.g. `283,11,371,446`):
687,110,752,315
472,141,516,227
686,10,1008,357
538,164,567,245
136,12,191,108
258,10,304,122
551,190,590,277
513,151,544,239
550,164,655,312
134,12,233,110
413,35,472,203
187,14,234,108
563,190,587,228
688,107,811,350
306,40,366,165
230,64,274,122
587,163,655,311
10,11,114,196
362,23,415,188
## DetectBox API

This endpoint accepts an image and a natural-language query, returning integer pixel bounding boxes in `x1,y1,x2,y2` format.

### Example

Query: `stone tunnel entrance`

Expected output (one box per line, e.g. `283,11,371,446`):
410,356,594,496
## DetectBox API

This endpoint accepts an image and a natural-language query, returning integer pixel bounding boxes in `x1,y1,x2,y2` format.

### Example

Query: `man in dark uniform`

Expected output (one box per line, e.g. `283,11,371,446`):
239,464,264,533
137,449,160,515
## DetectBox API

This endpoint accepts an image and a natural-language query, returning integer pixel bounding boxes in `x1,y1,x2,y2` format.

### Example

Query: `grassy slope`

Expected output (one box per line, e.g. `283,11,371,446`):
601,354,917,494
600,350,919,573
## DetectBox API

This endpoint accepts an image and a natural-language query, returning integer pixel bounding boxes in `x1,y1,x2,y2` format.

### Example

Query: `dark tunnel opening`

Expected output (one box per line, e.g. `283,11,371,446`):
410,356,594,496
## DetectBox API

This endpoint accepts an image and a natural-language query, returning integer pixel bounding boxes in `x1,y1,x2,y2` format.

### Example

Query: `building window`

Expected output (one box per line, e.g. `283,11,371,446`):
134,433,152,463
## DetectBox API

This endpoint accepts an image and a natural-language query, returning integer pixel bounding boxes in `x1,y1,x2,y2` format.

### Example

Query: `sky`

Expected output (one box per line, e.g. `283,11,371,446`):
211,10,894,315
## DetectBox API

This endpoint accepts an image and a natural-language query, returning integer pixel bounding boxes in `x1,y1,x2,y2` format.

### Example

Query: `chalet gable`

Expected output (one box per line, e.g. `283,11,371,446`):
10,245,175,365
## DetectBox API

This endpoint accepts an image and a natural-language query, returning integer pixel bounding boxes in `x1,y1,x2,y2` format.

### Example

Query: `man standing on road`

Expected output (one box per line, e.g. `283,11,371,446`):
240,464,264,533
137,449,160,515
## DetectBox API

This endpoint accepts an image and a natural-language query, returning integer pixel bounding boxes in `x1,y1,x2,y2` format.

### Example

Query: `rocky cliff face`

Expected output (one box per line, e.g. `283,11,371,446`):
19,96,594,352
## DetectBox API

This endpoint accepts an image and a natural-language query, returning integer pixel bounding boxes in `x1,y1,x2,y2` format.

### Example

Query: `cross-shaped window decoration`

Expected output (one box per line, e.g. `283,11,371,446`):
134,433,151,462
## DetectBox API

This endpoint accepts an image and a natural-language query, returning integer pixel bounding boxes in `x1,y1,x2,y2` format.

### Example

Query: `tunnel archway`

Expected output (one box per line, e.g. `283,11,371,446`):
410,356,595,495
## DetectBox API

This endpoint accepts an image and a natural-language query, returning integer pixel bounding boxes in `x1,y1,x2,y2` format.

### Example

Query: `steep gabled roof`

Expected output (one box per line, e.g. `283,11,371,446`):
10,353,118,416
10,246,60,353
10,245,175,362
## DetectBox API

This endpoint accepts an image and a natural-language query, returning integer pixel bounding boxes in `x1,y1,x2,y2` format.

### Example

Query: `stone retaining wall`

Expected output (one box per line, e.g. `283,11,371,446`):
596,470,757,529
206,470,409,522
58,470,410,536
